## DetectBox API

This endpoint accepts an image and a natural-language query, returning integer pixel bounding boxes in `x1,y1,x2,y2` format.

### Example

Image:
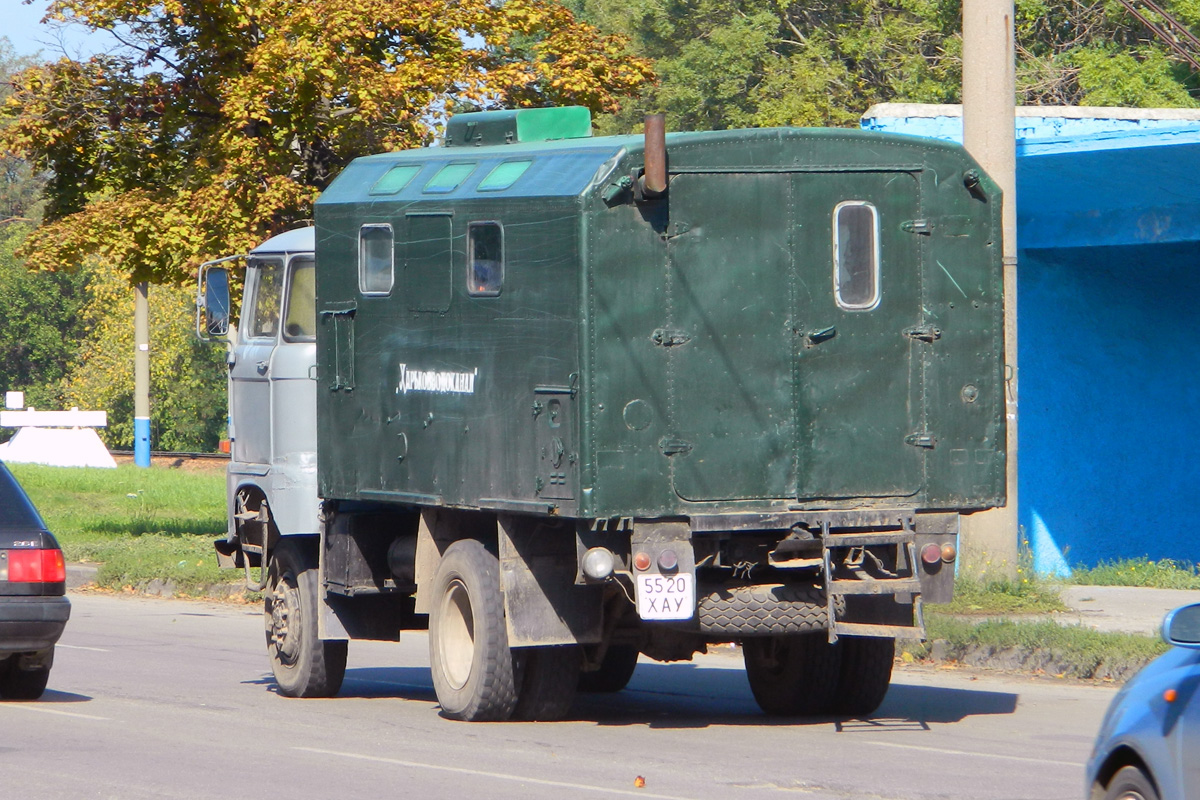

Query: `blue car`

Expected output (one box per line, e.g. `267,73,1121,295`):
1087,603,1200,799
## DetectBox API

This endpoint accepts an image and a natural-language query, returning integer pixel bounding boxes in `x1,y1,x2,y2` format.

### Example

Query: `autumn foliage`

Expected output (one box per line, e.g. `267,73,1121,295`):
1,0,653,283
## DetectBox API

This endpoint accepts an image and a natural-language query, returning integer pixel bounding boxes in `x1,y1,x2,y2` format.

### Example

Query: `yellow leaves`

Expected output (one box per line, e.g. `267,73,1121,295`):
7,0,652,284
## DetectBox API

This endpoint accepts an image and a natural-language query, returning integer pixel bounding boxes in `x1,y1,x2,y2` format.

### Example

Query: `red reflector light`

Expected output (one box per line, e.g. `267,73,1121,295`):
633,552,651,572
8,549,66,583
921,544,942,565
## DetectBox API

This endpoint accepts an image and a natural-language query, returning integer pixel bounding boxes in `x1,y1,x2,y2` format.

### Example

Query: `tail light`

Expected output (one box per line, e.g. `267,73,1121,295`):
6,549,67,583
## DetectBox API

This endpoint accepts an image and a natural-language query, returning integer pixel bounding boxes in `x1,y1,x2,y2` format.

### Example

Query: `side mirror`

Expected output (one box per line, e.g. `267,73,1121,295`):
1164,603,1200,649
198,264,232,340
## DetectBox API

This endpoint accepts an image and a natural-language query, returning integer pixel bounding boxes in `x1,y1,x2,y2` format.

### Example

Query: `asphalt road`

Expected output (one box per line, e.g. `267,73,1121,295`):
1,593,1117,800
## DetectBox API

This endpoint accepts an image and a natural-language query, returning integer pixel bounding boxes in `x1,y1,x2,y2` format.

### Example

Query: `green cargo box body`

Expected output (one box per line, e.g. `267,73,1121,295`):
314,126,1005,520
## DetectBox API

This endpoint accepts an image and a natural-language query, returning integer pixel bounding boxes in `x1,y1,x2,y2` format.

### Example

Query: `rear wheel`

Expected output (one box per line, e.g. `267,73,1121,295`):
265,538,347,698
1103,766,1159,800
429,539,520,721
579,644,639,693
512,645,580,721
832,636,894,716
743,632,841,716
0,648,53,700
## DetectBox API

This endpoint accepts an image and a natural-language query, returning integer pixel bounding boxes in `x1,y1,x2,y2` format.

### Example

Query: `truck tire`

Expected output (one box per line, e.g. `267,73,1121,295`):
578,644,639,693
429,539,520,721
0,650,52,700
698,583,834,636
265,538,347,698
833,636,894,717
743,632,841,716
512,645,580,721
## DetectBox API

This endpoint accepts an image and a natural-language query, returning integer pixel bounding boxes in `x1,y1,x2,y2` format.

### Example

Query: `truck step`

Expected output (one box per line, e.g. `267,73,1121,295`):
827,577,922,596
832,621,926,640
822,531,915,548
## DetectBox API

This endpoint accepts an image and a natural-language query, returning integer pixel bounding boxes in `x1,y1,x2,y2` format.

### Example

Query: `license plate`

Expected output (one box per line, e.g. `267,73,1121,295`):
635,573,695,621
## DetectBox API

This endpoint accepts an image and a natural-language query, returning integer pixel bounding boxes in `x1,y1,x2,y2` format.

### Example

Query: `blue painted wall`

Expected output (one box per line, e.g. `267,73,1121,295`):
1019,243,1200,572
864,107,1200,572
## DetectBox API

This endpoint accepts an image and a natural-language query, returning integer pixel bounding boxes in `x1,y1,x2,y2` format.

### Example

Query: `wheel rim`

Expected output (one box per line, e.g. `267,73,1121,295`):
439,577,476,690
269,572,302,666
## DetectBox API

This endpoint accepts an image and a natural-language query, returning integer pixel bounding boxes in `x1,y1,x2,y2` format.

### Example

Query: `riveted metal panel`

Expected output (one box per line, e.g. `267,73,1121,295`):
665,172,796,501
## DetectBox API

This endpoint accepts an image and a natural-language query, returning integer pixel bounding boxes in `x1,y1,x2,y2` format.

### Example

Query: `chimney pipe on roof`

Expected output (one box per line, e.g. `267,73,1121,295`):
643,114,667,196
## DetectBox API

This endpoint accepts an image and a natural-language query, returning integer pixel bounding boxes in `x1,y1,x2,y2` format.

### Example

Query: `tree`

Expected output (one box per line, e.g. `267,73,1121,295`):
571,0,1200,135
0,224,86,411
0,38,44,225
60,262,227,451
1,0,653,284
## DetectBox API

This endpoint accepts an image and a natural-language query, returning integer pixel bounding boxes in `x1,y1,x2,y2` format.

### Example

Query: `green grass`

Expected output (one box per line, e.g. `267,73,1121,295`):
1070,557,1200,590
903,616,1169,679
8,463,241,595
931,573,1067,615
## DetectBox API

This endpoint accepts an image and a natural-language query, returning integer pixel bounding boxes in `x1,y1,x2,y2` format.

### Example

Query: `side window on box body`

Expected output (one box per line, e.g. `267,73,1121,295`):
468,222,504,297
359,224,394,295
833,201,880,311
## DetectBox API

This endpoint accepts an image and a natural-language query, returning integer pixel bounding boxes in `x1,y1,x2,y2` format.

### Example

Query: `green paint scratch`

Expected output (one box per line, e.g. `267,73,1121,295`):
937,260,968,299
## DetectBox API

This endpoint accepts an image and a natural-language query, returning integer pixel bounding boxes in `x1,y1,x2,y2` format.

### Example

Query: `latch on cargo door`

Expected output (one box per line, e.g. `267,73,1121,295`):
905,432,937,449
659,437,693,456
805,325,837,347
903,324,942,343
652,328,691,347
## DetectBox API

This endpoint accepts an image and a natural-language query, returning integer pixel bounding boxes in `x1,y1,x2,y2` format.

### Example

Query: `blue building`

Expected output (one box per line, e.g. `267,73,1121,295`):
862,104,1200,575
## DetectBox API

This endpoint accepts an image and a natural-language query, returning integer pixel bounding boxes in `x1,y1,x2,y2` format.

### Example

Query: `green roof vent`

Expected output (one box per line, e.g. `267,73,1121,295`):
445,107,592,147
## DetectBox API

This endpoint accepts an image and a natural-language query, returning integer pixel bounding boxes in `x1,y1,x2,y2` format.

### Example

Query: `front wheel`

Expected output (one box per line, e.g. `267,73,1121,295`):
1103,766,1160,800
265,538,347,698
428,539,520,721
743,633,841,716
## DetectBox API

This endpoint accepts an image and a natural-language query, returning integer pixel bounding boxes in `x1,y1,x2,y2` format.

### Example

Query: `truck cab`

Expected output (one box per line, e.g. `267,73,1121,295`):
200,227,318,580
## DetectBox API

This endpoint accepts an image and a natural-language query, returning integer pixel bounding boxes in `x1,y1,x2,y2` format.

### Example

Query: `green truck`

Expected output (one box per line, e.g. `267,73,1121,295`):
200,106,1004,721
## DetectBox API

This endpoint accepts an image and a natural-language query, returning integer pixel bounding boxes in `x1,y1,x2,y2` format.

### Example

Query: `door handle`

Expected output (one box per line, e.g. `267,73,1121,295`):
806,326,837,346
256,360,270,375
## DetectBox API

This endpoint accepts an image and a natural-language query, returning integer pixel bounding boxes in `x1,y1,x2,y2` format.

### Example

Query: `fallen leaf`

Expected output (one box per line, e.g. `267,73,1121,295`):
634,776,646,789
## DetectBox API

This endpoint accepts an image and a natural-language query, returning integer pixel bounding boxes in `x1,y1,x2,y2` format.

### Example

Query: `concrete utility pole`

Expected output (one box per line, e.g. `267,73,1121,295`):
962,0,1020,575
134,282,151,468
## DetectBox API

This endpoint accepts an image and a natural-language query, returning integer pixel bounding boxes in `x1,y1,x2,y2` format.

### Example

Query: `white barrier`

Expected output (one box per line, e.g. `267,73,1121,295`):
0,407,118,469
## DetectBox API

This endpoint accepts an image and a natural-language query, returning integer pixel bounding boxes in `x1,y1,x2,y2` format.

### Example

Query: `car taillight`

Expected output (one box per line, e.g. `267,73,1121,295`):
7,549,66,583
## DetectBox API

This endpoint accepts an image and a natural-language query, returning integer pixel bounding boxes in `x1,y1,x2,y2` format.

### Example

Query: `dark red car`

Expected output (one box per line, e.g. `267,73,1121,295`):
0,462,70,699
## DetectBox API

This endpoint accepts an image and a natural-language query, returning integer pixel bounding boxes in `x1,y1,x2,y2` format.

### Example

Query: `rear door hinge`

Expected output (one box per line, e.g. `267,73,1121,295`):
901,219,932,235
652,328,691,347
903,324,942,343
659,437,693,456
905,432,937,449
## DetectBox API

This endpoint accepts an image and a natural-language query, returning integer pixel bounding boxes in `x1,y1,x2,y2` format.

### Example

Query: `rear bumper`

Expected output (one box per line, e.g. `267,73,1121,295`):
0,595,71,653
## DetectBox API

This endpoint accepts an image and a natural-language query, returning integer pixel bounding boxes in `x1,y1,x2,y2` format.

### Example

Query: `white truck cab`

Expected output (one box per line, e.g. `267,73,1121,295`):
199,227,318,584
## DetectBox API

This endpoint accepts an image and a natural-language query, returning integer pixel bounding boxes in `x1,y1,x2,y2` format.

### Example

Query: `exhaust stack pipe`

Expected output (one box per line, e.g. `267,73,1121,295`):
643,114,667,196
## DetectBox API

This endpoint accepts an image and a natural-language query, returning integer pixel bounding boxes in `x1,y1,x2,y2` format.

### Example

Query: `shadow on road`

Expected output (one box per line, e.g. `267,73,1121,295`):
30,689,94,704
297,661,1018,730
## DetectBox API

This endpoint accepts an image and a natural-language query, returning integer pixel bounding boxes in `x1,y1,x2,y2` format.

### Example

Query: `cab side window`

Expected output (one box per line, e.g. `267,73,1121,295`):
833,201,880,311
468,222,503,297
283,257,316,341
247,259,283,339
